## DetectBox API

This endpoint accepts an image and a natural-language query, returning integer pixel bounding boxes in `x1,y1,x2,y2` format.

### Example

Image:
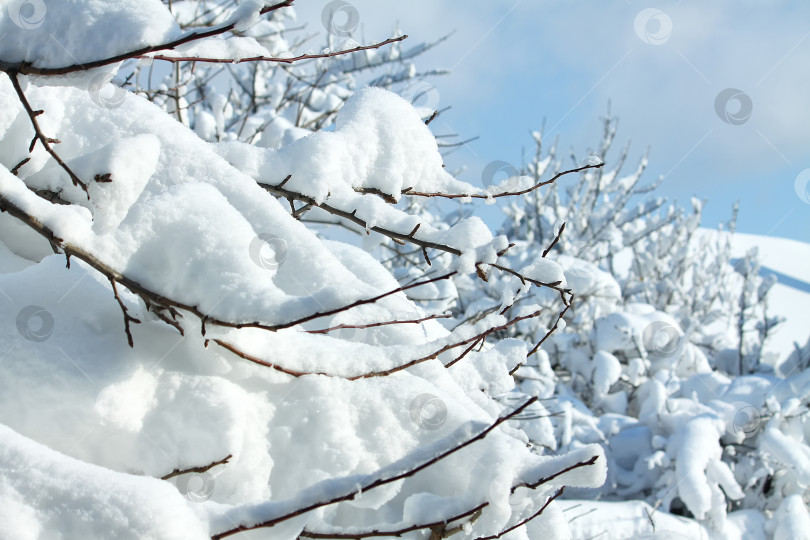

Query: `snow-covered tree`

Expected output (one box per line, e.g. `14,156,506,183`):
0,1,609,538
469,111,808,536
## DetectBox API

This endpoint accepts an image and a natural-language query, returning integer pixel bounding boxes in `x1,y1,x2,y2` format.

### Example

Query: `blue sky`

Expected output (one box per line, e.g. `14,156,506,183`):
295,1,810,243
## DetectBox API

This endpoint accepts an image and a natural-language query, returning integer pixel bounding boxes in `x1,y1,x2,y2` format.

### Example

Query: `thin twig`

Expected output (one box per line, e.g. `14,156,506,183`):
299,505,486,539
474,487,564,540
542,222,565,258
401,163,603,200
161,454,232,481
146,36,407,65
308,313,450,334
526,300,573,358
8,73,89,196
0,1,298,76
211,398,537,539
109,278,141,347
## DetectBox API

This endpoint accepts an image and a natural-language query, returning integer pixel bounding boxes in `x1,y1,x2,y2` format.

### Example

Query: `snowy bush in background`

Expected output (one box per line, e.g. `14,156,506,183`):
0,1,610,539
456,112,810,537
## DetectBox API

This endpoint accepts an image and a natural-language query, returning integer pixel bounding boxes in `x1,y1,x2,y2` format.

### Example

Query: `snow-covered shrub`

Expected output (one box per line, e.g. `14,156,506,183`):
0,1,610,538
482,114,806,535
129,0,449,143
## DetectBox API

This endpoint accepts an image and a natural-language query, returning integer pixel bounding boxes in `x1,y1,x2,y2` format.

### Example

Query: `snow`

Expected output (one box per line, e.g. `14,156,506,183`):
1,1,808,538
0,3,611,536
217,87,477,200
0,423,209,539
0,0,178,70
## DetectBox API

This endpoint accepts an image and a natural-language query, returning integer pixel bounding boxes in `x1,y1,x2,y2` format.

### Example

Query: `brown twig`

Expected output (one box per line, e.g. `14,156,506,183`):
443,337,483,369
261,181,572,297
299,505,486,539
308,313,450,334
474,487,564,540
400,163,604,200
210,397,537,539
213,310,543,380
542,222,565,258
526,300,573,358
8,73,89,196
10,158,30,176
109,278,141,347
211,338,326,377
146,36,407,65
161,454,233,481
424,110,439,125
514,455,599,491
0,189,457,343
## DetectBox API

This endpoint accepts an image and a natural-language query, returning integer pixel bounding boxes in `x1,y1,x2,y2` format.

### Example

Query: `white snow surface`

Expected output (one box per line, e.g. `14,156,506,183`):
0,0,179,70
0,4,607,538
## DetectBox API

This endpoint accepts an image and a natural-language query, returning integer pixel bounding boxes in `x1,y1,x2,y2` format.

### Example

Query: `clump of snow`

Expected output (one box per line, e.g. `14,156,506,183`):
0,0,179,71
0,423,209,539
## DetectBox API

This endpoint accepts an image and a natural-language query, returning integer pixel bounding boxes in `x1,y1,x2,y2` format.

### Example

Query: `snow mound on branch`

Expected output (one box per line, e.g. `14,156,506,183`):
0,0,179,70
215,87,508,272
0,27,606,538
219,87,476,199
0,423,209,539
557,255,621,299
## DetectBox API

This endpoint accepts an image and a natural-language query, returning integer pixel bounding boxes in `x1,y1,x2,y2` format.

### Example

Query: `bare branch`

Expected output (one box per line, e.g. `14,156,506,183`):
161,454,232,481
145,36,407,65
400,163,604,200
299,505,486,539
307,313,450,335
0,188,463,344
474,487,564,540
260,181,572,297
0,1,298,76
211,398,537,539
213,309,543,380
109,278,141,348
8,73,89,196
514,455,600,491
526,300,573,359
542,222,565,258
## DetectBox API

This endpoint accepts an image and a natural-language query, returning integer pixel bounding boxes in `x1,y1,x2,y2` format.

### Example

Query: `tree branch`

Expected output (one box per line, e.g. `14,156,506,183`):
8,73,89,196
400,163,603,200
474,487,564,540
211,398,537,539
0,1,298,76
299,505,486,539
161,454,232,481
146,36,407,65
